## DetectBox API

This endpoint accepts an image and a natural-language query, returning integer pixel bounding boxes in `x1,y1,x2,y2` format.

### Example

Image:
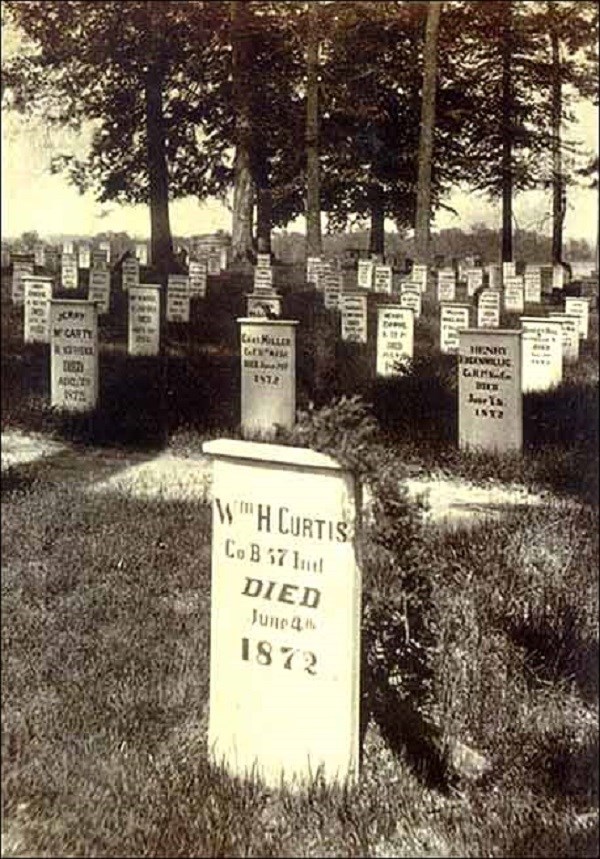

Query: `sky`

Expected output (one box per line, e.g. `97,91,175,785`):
1,18,598,247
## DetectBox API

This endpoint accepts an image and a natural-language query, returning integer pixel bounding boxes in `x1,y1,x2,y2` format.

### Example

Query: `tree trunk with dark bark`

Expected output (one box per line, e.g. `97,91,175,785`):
414,1,442,266
369,183,385,256
231,0,255,266
305,1,322,258
501,3,513,264
145,61,174,276
550,12,564,265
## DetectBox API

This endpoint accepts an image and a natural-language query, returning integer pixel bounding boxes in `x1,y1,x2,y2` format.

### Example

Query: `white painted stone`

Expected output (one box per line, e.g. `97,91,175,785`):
503,276,524,313
458,329,522,453
437,271,456,302
548,313,580,361
11,261,35,304
61,253,78,290
477,289,500,328
121,257,140,291
564,297,590,340
502,261,516,281
340,293,368,344
88,269,111,315
253,267,274,294
376,305,413,376
399,288,422,319
189,260,208,298
135,243,148,266
78,243,91,270
357,259,374,290
466,268,483,297
520,316,563,392
167,275,191,323
524,271,542,304
202,438,362,789
440,303,470,354
128,284,161,356
24,277,53,343
239,319,298,436
374,265,393,294
50,300,98,411
247,294,282,318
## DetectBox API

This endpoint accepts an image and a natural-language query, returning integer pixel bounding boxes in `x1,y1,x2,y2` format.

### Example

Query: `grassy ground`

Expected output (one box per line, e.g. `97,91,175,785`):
2,266,598,856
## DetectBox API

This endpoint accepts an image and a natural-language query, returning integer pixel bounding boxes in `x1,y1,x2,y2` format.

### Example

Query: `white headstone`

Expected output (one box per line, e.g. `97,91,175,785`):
78,242,91,270
502,261,516,281
357,259,374,290
486,264,502,290
239,319,298,435
50,300,98,411
167,275,191,323
135,243,148,266
477,289,501,328
412,264,428,293
61,253,79,290
24,276,53,343
91,249,109,270
306,256,321,287
503,276,524,313
323,272,343,310
256,253,271,270
440,303,470,354
189,260,208,298
247,294,282,318
202,438,362,789
466,268,484,297
62,240,74,256
524,270,542,304
548,313,580,362
374,265,393,294
121,257,140,291
128,284,161,356
437,271,456,302
208,253,221,275
458,329,522,452
399,288,422,319
552,264,566,289
88,269,111,315
520,317,563,393
12,261,35,304
376,305,413,376
98,241,111,263
340,293,368,344
33,243,46,268
254,266,274,294
564,297,590,340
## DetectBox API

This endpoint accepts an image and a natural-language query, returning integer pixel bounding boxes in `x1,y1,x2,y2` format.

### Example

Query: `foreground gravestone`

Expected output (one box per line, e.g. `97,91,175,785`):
24,277,53,343
376,305,413,376
50,299,98,411
548,313,580,362
202,438,362,789
88,269,111,315
520,317,563,392
167,274,191,323
11,259,35,304
61,253,79,290
189,260,208,298
440,303,470,354
477,289,500,328
564,297,590,340
239,319,298,435
128,284,161,356
340,293,368,343
458,329,522,452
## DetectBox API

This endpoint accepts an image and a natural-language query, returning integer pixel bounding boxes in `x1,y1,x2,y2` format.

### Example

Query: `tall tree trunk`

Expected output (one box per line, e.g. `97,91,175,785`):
305,1,322,258
145,61,174,276
255,150,272,254
414,1,442,266
231,0,255,266
501,2,513,263
368,183,385,256
550,10,564,265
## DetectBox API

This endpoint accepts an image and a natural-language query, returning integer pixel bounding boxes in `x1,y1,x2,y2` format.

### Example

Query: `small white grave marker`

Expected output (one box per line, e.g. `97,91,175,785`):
78,243,91,270
502,261,516,282
88,269,111,315
24,276,53,343
376,305,413,376
12,261,35,304
324,271,343,310
91,249,109,270
477,289,501,328
437,270,456,302
99,241,111,263
253,266,274,294
357,259,374,290
208,253,221,275
524,270,542,304
128,284,161,356
411,264,428,293
564,297,590,340
61,253,79,290
167,275,191,323
486,264,501,290
202,438,362,789
135,243,148,266
33,243,46,268
306,256,321,287
399,287,422,319
121,257,140,291
239,318,298,435
50,300,98,411
503,276,525,313
189,260,208,298
374,265,393,294
440,303,470,354
340,293,368,343
520,316,563,392
62,240,75,256
548,313,580,361
466,268,484,297
458,329,522,452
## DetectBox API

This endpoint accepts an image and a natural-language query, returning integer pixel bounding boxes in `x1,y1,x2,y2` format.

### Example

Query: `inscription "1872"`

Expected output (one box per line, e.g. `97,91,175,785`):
241,637,317,675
